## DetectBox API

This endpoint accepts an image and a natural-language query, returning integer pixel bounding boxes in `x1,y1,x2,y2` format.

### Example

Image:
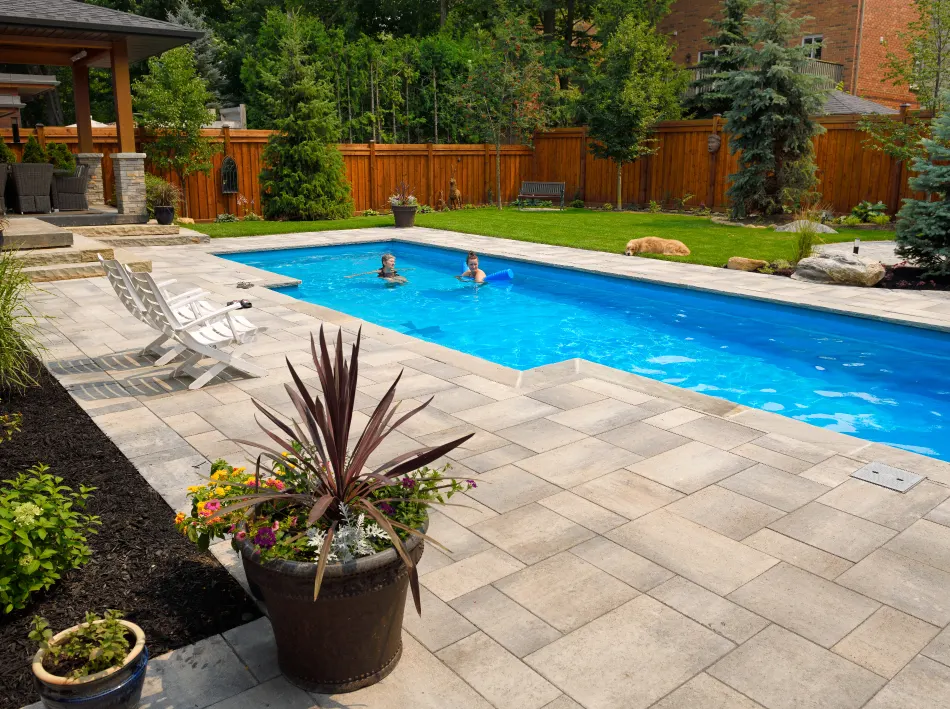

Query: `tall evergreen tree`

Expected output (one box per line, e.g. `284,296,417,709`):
684,0,752,118
167,0,224,104
582,15,685,209
895,99,950,276
723,0,827,218
259,15,353,220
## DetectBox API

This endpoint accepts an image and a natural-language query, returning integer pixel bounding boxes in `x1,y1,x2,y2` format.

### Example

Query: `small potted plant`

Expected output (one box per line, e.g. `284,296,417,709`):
145,175,182,225
30,610,148,709
175,326,475,692
389,181,418,228
11,135,53,214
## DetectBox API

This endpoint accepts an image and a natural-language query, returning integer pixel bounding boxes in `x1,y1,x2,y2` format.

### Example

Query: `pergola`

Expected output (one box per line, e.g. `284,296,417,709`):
0,0,201,214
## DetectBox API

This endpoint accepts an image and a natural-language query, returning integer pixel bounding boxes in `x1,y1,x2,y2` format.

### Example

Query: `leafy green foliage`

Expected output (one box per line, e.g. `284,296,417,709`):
896,100,950,275
582,16,686,208
214,213,239,223
842,215,863,226
167,0,224,103
0,141,17,164
858,112,930,164
46,144,76,172
569,199,585,208
0,465,100,613
648,200,662,213
851,201,888,222
362,209,380,217
868,213,892,225
794,222,820,263
723,0,828,218
456,16,553,209
259,14,353,221
145,175,182,216
242,211,263,221
20,135,47,164
0,410,22,444
684,0,754,117
418,204,435,213
31,610,130,679
133,46,219,218
882,0,950,112
0,249,43,391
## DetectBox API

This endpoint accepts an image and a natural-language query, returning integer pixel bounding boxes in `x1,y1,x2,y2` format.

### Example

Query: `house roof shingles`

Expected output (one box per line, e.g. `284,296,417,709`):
822,91,899,116
0,0,202,67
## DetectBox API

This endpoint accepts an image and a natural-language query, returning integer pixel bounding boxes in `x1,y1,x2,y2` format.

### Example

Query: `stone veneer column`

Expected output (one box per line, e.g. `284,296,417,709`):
75,153,105,207
110,152,147,216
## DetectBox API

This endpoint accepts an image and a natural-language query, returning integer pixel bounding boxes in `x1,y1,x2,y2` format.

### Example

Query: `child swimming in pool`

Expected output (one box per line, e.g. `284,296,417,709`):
457,251,486,283
349,254,407,284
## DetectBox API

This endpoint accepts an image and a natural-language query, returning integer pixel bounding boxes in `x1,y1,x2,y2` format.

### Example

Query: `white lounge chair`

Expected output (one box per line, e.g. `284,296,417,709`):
98,255,258,366
129,271,268,390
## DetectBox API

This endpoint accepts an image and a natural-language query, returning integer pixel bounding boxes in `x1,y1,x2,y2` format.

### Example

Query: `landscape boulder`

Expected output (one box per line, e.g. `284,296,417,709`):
727,257,769,272
791,252,885,287
775,220,838,234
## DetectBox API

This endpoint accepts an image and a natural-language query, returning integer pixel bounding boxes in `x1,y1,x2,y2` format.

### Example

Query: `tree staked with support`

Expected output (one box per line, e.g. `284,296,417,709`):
581,14,685,210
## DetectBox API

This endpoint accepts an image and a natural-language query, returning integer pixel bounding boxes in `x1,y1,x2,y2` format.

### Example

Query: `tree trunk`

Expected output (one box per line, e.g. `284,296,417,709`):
369,60,377,143
616,162,622,211
177,169,189,218
440,0,447,27
346,70,353,143
542,7,555,40
496,141,503,210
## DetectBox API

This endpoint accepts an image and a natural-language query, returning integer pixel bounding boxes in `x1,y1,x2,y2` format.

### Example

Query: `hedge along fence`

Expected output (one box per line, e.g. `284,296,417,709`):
1,113,922,221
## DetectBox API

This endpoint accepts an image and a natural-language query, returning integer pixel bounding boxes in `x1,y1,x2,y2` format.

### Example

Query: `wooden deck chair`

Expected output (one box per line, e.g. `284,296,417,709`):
130,271,268,390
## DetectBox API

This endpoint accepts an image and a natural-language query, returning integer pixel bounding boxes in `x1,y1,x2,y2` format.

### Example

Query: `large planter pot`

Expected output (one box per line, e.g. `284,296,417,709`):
11,163,54,214
32,620,149,709
239,527,425,693
392,204,417,228
154,205,175,225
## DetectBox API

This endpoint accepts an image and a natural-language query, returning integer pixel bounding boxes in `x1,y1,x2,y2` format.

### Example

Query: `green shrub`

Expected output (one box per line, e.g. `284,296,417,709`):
694,204,712,216
0,250,43,391
362,209,379,217
648,200,661,213
0,142,16,164
569,199,585,208
793,222,820,263
0,465,100,613
462,203,476,209
214,213,238,223
842,215,863,226
145,175,182,218
242,212,263,221
851,200,887,222
773,259,792,270
1,411,22,444
602,202,613,211
30,610,129,679
868,213,891,225
418,204,434,214
46,143,75,172
21,135,48,164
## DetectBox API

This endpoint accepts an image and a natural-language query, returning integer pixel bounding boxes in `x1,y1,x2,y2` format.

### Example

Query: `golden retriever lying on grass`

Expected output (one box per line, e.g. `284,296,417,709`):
625,237,691,256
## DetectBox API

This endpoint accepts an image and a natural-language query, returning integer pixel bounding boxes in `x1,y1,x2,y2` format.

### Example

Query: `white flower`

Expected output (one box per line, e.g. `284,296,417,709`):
12,502,41,529
306,503,387,563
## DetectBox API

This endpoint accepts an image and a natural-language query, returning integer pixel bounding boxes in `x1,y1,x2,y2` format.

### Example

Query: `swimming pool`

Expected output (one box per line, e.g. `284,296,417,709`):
223,241,950,461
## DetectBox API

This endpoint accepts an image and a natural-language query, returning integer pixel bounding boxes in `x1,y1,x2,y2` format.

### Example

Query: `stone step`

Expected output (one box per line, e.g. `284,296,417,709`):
23,258,151,283
71,224,179,238
95,233,210,247
17,246,114,267
2,217,73,250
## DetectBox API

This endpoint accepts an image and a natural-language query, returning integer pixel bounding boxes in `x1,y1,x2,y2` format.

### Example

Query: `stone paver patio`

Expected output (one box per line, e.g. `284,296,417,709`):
22,227,950,709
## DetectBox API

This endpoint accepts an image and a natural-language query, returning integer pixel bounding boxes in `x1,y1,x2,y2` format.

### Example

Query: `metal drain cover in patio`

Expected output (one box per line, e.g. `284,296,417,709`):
851,462,924,492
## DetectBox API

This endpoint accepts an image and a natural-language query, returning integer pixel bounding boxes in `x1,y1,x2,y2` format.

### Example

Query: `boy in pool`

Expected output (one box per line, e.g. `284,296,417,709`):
458,251,486,283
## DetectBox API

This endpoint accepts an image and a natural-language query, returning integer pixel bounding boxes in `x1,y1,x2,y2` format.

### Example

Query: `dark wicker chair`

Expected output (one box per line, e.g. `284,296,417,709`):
51,164,90,212
11,163,54,214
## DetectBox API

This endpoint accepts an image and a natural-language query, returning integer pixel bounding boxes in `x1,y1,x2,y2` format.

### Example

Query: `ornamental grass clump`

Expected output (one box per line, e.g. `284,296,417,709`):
176,326,474,610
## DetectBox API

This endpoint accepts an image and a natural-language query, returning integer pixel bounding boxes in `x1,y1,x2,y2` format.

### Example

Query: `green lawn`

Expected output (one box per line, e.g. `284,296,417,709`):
191,208,892,267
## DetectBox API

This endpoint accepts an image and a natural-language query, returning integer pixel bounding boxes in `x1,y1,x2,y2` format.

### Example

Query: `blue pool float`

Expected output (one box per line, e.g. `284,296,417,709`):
461,263,514,282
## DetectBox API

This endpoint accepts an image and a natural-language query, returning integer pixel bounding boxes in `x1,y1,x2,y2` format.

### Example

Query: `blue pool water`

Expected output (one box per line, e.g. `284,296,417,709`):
223,241,950,461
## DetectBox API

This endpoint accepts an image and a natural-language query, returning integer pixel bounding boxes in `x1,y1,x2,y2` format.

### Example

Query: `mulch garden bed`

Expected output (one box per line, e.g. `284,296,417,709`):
879,263,950,291
0,366,260,709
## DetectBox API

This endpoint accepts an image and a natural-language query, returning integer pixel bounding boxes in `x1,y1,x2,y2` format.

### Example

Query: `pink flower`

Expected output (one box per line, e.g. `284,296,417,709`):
204,499,221,513
272,520,280,531
199,508,212,518
235,530,247,541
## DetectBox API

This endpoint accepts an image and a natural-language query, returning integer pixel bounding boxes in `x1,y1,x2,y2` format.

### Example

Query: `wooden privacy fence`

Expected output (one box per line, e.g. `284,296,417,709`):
1,115,920,221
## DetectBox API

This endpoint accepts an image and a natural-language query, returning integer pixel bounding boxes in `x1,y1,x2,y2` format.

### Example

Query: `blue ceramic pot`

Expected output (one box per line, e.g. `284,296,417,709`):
32,620,148,709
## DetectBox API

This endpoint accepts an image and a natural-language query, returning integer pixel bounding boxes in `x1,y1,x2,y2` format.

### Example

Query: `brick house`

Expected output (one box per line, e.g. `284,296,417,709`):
659,0,919,108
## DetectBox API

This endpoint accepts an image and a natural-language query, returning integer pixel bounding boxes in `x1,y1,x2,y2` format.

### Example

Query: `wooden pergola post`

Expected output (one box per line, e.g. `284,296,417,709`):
72,65,94,154
110,38,136,154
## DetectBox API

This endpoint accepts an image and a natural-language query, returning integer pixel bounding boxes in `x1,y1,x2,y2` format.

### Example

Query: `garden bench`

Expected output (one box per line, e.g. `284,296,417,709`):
517,181,565,209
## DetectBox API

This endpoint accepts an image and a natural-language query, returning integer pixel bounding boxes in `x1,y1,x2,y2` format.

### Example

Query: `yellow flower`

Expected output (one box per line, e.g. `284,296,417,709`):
245,476,257,486
197,501,206,511
214,486,226,496
187,485,201,493
225,486,232,492
175,512,186,524
233,467,245,474
211,471,225,481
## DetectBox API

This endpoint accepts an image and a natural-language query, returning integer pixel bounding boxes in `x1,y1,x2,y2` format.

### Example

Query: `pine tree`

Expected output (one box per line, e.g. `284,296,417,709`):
167,0,224,104
895,99,950,275
723,0,828,218
582,15,686,209
259,15,353,221
684,0,752,118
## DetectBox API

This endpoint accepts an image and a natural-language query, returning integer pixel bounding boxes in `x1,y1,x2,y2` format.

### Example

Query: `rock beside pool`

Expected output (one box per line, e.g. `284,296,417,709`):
775,220,838,234
727,257,769,271
792,252,885,286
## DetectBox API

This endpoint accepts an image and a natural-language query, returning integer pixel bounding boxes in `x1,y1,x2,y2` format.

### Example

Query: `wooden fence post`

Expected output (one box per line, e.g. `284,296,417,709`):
578,128,588,204
35,124,46,148
368,140,376,211
887,104,911,216
707,115,721,210
427,142,434,207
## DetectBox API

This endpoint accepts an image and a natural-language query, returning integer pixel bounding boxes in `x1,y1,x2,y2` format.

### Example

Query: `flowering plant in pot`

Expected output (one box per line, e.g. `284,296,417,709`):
145,175,182,225
175,326,474,692
29,610,148,709
389,181,418,228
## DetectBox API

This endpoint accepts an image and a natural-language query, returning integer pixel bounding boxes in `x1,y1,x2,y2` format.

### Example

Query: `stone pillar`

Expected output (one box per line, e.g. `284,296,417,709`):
76,153,105,207
111,152,147,216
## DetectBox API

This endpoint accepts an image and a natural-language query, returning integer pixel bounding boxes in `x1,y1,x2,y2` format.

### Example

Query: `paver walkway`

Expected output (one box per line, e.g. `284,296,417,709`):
22,227,950,709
